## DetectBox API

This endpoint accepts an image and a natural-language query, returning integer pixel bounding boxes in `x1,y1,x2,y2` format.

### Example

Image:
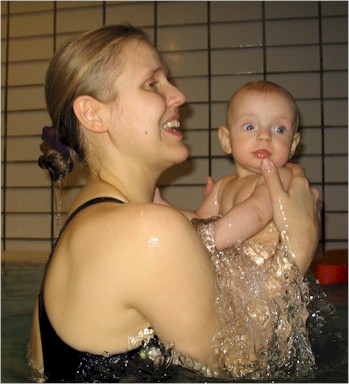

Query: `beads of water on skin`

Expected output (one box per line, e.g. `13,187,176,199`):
148,236,160,248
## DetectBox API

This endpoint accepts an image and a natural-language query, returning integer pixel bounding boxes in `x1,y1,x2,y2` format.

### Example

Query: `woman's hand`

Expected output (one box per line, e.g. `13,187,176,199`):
261,159,320,274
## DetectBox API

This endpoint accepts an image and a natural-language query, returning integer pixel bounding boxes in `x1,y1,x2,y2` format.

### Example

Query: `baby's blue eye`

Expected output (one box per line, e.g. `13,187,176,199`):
275,126,286,133
243,124,254,131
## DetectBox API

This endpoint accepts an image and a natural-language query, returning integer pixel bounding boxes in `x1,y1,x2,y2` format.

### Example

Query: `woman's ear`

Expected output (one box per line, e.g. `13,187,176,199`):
73,96,107,133
218,125,232,154
289,132,301,158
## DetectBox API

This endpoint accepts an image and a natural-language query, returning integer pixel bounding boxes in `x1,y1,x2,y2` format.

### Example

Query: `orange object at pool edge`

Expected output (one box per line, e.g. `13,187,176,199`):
314,264,348,284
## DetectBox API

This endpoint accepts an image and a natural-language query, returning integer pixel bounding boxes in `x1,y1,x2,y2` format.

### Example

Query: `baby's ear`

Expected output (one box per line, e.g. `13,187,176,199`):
73,96,107,133
218,125,232,154
289,132,301,158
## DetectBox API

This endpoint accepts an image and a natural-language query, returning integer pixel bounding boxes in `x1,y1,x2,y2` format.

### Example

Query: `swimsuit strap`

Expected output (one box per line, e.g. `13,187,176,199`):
39,197,124,293
57,197,125,240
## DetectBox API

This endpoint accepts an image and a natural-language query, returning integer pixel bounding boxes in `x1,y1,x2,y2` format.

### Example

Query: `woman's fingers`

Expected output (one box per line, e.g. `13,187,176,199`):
261,159,320,274
285,161,306,178
261,159,286,199
261,159,289,236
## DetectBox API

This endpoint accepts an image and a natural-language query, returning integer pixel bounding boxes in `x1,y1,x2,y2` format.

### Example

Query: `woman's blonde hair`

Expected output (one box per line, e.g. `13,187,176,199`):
39,24,148,180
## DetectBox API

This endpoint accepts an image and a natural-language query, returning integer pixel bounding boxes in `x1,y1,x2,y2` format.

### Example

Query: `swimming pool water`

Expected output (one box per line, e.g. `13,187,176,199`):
1,264,348,383
2,264,45,383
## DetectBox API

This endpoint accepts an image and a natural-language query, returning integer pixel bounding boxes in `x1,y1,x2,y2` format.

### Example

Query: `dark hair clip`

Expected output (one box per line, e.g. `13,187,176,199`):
41,125,70,159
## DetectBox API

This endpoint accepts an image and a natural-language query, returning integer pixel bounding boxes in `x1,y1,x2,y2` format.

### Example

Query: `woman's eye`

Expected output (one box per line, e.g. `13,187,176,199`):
243,124,254,131
145,80,159,90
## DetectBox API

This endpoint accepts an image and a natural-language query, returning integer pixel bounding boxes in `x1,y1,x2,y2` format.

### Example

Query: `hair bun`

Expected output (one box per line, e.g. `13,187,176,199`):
38,125,73,180
41,126,70,158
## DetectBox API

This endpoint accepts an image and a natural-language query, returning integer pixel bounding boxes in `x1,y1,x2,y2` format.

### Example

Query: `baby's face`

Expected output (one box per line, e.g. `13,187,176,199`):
225,90,300,174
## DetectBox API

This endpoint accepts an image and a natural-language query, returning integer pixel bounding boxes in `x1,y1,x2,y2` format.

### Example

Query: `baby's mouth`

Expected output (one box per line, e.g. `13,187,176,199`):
253,149,272,159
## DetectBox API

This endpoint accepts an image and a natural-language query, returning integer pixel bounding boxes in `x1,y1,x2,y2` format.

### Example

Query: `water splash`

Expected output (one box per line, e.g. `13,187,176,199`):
193,217,316,381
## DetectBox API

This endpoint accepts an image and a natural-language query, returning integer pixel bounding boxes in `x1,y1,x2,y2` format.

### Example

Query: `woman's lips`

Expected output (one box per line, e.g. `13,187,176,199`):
253,149,272,159
162,119,183,136
165,127,184,137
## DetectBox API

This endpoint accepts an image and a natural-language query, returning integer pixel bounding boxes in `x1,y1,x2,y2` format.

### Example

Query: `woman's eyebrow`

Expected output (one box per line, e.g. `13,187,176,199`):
156,58,169,77
144,66,166,78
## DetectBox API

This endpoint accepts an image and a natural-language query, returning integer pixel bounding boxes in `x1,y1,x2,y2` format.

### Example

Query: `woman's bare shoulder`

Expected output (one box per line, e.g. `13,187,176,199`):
59,201,211,303
105,202,192,230
72,202,205,262
106,203,212,280
114,203,204,252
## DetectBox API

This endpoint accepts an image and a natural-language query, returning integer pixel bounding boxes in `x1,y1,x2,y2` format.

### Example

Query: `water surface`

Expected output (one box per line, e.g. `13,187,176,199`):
1,264,347,383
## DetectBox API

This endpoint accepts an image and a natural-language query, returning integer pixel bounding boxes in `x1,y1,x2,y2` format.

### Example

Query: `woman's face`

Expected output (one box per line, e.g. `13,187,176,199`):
106,39,188,173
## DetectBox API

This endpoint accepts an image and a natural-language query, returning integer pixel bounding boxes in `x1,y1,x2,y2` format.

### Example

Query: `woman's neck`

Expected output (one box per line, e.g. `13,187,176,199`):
84,171,157,204
83,149,165,203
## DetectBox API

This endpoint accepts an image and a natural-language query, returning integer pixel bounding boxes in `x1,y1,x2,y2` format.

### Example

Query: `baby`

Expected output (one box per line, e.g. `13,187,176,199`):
193,81,315,379
196,80,301,260
155,81,315,380
156,80,301,265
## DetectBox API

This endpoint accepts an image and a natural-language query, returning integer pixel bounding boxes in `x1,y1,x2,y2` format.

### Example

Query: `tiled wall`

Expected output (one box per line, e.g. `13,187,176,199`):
1,1,348,256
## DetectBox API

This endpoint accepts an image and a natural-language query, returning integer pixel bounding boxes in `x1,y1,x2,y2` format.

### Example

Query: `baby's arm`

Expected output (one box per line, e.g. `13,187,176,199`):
153,181,271,249
214,167,292,250
155,167,292,251
214,183,273,250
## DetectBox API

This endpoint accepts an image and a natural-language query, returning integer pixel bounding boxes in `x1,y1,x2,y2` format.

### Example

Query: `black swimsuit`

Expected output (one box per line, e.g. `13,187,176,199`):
38,197,185,382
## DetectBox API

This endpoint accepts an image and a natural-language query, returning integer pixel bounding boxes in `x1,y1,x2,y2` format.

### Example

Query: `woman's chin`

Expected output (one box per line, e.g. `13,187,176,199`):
176,145,190,163
164,146,190,170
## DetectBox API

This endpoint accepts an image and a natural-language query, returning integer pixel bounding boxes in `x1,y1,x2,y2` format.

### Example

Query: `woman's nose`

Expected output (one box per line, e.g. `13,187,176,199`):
167,83,186,107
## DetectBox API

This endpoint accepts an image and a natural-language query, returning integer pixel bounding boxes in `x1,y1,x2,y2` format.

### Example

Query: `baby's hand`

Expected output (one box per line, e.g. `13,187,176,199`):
153,187,169,206
203,176,215,199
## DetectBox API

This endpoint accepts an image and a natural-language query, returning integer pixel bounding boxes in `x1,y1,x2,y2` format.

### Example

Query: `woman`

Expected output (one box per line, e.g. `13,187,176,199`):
28,24,319,382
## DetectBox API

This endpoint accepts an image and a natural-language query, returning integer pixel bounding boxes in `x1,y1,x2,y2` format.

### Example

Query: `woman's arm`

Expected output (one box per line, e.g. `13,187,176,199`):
261,159,320,274
119,204,220,370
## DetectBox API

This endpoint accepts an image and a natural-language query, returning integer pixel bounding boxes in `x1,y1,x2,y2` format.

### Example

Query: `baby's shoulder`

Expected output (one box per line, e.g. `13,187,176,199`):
219,174,239,190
